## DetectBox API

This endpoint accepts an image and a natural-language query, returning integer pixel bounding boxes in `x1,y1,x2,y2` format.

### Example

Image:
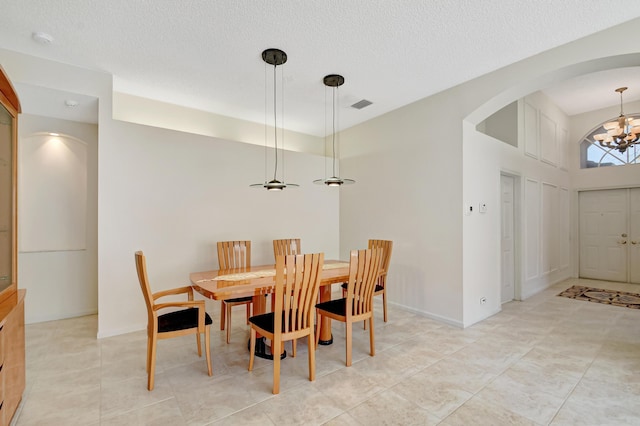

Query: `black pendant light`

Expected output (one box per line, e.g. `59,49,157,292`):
314,74,355,187
251,48,299,191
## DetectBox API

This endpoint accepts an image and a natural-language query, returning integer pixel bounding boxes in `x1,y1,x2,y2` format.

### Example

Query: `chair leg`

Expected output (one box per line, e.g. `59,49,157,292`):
204,326,213,376
148,333,158,391
146,335,152,373
345,321,353,367
369,317,375,357
308,330,316,382
382,290,388,322
220,301,226,330
226,303,232,344
248,328,256,371
196,331,202,357
315,313,322,348
272,338,281,394
292,339,297,357
245,302,250,325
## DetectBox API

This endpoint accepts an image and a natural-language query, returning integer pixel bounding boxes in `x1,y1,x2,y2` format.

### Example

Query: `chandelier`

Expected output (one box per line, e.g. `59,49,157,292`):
313,74,355,187
593,87,640,153
250,48,299,191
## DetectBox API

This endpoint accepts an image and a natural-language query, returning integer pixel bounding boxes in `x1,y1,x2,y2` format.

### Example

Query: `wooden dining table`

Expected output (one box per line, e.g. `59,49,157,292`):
190,260,350,359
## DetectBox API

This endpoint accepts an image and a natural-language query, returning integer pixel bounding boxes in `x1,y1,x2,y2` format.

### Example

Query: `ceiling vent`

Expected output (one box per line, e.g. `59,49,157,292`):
351,99,372,110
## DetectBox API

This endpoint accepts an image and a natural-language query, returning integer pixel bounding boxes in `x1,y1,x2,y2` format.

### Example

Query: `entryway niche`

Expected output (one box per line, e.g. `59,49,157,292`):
16,84,98,323
465,53,640,306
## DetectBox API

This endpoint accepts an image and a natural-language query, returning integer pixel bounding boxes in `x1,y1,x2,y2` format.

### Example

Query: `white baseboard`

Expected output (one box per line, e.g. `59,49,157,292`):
387,300,464,328
25,309,97,325
97,322,146,339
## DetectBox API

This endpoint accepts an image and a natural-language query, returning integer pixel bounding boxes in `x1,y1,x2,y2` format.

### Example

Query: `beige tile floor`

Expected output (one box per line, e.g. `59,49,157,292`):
11,278,640,425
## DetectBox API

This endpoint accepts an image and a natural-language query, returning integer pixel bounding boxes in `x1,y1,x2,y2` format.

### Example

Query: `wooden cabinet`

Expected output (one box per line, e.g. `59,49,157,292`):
0,290,25,426
0,64,25,426
0,65,19,303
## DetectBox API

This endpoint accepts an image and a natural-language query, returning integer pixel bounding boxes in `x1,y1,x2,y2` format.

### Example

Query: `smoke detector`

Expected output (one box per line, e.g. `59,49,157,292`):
32,32,53,45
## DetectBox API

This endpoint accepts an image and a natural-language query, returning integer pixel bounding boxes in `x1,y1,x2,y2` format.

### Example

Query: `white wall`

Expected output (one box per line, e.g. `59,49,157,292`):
340,90,465,326
113,92,324,155
18,114,98,323
99,121,339,337
0,49,338,338
341,19,640,328
463,91,572,327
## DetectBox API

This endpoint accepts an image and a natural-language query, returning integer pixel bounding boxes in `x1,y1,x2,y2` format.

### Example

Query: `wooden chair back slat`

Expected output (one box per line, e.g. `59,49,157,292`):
273,239,302,259
274,253,324,335
368,239,393,288
345,248,383,317
135,251,154,328
217,241,251,269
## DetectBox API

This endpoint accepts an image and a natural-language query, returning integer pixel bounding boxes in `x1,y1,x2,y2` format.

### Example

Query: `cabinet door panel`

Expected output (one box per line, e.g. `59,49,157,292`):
0,92,14,297
0,65,18,303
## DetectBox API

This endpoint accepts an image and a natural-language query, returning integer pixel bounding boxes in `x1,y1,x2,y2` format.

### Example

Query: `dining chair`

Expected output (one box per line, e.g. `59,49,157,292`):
273,238,303,353
343,239,393,326
273,238,302,258
248,252,324,394
217,240,253,344
316,248,382,366
135,251,212,390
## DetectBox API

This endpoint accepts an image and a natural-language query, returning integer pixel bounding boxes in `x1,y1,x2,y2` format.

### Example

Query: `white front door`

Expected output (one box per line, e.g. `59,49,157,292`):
501,175,515,303
579,189,628,282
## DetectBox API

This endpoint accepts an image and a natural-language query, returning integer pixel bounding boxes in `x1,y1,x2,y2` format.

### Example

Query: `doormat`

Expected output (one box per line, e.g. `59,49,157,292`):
558,285,640,309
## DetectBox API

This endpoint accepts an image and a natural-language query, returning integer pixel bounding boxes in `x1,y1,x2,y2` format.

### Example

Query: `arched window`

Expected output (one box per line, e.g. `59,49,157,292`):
581,113,640,168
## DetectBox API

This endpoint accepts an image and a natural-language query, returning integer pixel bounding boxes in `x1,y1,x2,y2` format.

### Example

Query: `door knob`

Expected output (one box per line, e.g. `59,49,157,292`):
621,240,627,244
632,241,638,245
622,233,628,237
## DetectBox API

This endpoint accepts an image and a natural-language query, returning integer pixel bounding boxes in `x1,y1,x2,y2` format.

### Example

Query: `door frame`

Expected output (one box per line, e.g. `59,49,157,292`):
500,171,522,301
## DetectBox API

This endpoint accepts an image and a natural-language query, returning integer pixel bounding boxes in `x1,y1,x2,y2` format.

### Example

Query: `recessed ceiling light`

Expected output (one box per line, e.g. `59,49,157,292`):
49,133,59,136
64,99,79,107
32,32,53,45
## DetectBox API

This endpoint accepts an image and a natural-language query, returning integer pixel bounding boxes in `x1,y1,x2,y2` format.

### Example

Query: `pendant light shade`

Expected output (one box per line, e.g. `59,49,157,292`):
314,74,355,187
250,48,299,190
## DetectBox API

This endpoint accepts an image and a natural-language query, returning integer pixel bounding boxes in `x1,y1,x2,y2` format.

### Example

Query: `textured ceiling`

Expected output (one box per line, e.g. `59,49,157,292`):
542,67,640,116
1,1,640,134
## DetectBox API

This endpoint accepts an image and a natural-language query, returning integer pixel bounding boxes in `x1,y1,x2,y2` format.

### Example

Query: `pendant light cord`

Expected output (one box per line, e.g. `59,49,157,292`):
264,60,268,182
332,83,337,177
272,62,279,182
